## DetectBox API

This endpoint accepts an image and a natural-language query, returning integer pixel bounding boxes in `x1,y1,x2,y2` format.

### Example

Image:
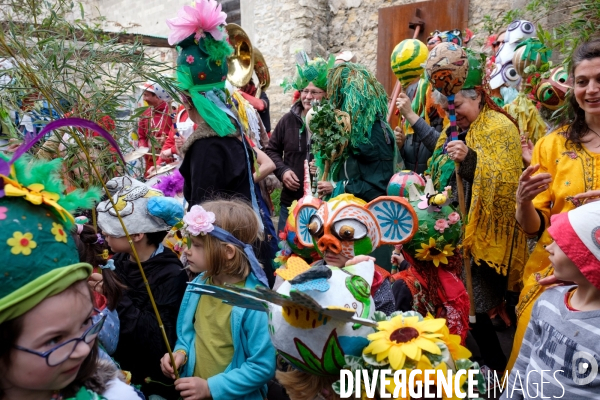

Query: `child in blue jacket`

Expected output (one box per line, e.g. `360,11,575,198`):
160,199,276,400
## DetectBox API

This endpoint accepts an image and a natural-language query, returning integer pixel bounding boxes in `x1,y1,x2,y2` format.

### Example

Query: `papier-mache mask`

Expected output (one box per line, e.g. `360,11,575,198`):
490,19,536,90
96,176,184,237
533,66,572,110
295,193,418,259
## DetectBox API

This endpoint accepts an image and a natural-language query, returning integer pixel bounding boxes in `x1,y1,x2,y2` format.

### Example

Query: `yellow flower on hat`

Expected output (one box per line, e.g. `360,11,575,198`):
3,176,73,224
7,231,37,255
415,237,455,267
51,222,68,243
363,314,445,370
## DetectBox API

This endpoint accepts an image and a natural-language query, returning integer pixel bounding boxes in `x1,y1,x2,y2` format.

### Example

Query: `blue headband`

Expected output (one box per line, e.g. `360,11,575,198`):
208,226,269,287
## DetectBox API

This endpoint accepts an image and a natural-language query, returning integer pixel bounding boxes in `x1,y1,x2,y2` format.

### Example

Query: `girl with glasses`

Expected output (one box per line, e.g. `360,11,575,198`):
0,155,140,400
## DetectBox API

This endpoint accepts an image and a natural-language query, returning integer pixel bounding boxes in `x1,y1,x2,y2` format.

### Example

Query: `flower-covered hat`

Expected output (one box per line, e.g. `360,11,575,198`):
0,155,99,323
399,177,462,267
96,176,184,237
166,0,236,137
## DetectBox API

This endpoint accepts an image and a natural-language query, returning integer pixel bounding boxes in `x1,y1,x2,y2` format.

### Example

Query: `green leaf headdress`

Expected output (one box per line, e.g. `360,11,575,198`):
281,52,335,93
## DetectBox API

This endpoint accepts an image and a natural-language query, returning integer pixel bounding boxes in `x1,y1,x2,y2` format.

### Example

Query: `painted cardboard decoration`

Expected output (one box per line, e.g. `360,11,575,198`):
192,193,418,377
424,42,469,96
533,66,572,110
490,20,536,90
390,39,429,89
295,194,418,259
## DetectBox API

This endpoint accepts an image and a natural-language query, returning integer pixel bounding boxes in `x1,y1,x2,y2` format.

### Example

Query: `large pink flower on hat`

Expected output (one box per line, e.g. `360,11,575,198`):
183,205,216,236
166,0,227,46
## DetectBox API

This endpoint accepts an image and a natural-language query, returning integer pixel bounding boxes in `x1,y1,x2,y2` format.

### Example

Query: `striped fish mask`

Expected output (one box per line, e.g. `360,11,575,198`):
295,194,418,258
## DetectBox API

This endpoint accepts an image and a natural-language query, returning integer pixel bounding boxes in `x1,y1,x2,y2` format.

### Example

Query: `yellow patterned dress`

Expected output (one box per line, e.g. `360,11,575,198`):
507,127,600,371
430,105,529,297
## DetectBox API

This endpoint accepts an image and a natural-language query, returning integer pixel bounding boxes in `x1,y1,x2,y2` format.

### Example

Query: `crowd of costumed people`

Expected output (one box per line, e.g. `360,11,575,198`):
1,0,600,399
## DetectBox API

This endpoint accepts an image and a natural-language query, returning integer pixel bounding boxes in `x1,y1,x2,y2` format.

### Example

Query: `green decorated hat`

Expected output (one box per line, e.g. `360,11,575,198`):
166,0,236,137
0,155,99,323
463,48,485,90
282,52,335,93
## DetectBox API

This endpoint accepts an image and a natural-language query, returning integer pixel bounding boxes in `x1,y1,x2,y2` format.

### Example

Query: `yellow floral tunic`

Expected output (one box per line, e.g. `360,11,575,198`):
508,127,600,371
432,105,528,292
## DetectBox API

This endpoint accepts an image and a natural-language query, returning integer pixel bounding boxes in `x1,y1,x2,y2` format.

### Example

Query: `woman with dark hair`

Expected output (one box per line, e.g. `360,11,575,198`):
507,38,600,371
421,50,528,373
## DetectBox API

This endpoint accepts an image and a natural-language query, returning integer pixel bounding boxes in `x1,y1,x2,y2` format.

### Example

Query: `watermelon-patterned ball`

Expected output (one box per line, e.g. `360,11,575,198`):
390,39,429,89
387,170,426,197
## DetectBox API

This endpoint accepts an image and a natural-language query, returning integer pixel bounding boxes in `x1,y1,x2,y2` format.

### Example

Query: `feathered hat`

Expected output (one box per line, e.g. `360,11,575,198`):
0,155,100,323
281,51,335,93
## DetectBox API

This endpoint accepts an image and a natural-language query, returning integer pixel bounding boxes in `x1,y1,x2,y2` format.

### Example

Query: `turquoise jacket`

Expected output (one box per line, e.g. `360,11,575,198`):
174,272,276,400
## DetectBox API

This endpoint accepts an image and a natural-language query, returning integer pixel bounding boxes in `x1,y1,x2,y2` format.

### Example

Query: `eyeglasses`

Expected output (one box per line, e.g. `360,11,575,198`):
301,89,325,97
14,310,106,367
492,40,505,48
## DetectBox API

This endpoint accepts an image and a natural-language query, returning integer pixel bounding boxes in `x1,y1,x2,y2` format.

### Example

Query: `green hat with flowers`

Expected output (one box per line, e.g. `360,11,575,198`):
282,52,335,93
0,155,99,323
166,0,236,137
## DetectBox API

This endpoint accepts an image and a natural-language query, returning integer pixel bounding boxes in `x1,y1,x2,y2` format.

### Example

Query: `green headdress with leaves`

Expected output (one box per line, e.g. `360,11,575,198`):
281,52,335,93
326,62,392,147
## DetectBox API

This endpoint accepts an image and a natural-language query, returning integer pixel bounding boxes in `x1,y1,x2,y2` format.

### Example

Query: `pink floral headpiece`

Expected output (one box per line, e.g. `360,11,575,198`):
182,205,216,236
166,0,227,46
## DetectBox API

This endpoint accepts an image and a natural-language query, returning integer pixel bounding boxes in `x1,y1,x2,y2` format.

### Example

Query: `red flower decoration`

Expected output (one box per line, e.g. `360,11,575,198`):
198,72,207,80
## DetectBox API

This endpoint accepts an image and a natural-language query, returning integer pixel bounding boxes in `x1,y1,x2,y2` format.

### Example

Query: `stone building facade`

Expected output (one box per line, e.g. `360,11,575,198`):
85,0,554,124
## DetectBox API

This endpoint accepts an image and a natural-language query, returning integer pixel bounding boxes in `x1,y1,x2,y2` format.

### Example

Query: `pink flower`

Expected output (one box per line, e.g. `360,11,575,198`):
434,219,450,233
166,0,227,46
417,195,429,210
186,55,195,64
0,206,6,220
448,212,461,225
183,205,216,236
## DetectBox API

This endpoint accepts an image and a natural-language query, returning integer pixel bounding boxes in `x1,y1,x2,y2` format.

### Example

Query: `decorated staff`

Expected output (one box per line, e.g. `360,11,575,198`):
423,42,476,321
387,38,428,123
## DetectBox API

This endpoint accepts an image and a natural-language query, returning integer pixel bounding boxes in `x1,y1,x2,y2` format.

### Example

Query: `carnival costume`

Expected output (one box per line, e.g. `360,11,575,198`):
167,0,262,223
390,178,470,343
266,54,333,232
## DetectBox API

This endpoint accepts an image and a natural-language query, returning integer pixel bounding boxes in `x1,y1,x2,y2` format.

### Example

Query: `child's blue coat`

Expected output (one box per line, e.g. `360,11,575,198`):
174,271,276,400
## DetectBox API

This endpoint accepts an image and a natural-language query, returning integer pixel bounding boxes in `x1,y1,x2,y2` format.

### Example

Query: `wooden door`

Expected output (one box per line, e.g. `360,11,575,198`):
377,0,469,128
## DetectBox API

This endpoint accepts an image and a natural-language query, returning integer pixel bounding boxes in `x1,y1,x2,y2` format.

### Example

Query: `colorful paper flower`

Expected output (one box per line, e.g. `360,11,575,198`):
166,0,227,46
183,205,216,236
198,72,207,80
0,206,7,220
51,222,68,243
438,325,472,361
434,219,449,233
447,212,461,225
186,55,195,64
363,314,445,370
7,231,37,256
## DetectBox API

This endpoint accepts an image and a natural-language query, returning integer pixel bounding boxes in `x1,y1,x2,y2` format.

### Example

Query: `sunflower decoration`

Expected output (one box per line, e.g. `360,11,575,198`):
363,313,445,370
414,237,456,267
331,311,486,399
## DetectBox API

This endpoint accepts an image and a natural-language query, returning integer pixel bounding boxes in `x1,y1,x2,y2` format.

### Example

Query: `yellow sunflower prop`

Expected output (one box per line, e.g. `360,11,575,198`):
363,314,445,370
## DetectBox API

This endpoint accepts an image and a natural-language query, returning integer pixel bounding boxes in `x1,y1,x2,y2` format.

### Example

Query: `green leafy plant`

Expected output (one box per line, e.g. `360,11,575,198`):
0,0,178,190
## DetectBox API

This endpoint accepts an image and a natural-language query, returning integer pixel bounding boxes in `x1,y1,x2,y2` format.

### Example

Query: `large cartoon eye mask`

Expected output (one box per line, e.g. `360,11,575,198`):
489,62,520,89
506,20,535,40
332,219,368,241
308,214,324,237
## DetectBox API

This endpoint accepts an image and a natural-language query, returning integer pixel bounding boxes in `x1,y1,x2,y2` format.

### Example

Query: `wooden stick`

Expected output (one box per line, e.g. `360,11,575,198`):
455,165,476,323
